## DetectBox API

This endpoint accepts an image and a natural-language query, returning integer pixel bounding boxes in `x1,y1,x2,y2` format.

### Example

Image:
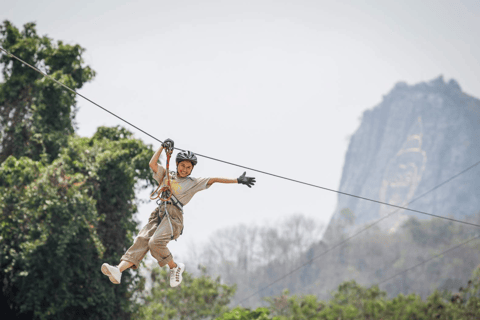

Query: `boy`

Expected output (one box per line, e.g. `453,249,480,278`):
101,138,255,287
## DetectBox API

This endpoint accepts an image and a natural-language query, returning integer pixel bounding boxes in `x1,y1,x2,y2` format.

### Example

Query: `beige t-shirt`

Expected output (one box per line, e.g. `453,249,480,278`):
152,166,211,206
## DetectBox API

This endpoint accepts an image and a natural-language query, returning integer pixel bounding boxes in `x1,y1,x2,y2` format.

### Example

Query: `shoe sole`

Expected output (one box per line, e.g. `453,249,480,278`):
101,264,120,284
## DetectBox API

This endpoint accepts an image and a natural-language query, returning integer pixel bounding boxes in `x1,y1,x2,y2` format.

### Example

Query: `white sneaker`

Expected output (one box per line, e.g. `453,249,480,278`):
101,263,122,284
169,262,185,287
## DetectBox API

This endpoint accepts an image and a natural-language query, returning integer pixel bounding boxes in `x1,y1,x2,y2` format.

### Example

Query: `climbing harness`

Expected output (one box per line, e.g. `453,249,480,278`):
150,144,183,240
155,194,184,241
158,199,175,240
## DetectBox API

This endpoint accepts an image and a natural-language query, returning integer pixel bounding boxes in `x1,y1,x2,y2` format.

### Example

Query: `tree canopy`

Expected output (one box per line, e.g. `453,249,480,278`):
0,21,155,319
0,20,94,163
137,265,236,320
1,19,479,320
217,271,480,320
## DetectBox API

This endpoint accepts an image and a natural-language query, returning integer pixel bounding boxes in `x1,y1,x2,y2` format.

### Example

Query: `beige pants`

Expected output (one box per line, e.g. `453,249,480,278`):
121,203,183,268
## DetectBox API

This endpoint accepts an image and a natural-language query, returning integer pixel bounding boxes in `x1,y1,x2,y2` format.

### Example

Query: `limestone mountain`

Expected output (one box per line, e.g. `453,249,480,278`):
186,76,480,306
324,75,480,240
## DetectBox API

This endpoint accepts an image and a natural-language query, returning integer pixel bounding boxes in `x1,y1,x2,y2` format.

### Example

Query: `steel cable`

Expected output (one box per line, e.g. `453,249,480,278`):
1,46,478,229
3,46,479,308
238,160,480,304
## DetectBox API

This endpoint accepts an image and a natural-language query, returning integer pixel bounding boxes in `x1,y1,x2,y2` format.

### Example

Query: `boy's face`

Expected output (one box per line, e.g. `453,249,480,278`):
177,161,193,178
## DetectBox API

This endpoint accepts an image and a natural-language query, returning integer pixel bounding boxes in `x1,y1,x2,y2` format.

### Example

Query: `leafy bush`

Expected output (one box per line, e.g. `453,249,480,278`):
137,265,236,320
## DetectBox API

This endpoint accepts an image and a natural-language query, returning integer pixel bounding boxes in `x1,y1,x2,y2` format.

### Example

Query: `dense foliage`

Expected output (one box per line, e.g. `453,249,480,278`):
0,128,155,319
2,19,479,320
0,21,155,319
137,266,236,319
216,269,480,319
216,307,272,320
0,20,95,163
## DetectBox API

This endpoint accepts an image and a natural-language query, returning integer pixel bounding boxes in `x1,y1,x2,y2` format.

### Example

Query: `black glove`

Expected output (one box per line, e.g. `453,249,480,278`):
162,138,174,150
237,172,256,188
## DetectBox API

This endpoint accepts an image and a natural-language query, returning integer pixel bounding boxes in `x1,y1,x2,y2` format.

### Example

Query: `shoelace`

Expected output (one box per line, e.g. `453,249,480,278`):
170,267,181,282
176,267,181,281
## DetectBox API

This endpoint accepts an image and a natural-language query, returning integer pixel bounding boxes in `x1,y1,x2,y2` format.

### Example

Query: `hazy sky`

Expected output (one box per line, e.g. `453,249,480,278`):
3,0,480,260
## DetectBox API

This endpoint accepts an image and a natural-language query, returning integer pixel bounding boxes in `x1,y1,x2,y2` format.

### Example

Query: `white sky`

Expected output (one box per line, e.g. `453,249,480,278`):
3,0,480,260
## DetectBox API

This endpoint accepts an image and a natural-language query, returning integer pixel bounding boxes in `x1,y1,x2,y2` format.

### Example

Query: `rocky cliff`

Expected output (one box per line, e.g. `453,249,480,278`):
190,76,480,305
324,76,480,240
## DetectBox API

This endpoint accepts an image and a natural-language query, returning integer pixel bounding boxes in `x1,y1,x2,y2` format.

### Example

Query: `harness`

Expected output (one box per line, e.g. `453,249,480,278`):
150,145,184,240
150,146,175,202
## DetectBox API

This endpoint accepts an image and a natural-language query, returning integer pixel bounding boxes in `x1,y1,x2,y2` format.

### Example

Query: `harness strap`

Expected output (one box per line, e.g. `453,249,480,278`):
150,146,174,201
164,202,175,240
157,192,183,211
156,194,183,241
156,200,175,240
151,145,184,240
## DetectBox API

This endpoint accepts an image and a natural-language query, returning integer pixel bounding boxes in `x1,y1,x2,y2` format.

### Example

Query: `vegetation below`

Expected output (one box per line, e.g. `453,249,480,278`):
1,20,479,320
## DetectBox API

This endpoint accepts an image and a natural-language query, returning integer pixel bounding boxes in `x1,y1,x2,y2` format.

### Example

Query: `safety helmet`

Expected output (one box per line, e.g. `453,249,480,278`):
176,150,198,166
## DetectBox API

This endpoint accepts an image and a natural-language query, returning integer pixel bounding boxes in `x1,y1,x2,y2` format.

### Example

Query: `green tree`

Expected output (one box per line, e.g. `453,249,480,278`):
215,307,274,320
0,19,156,320
0,20,95,163
263,275,480,320
0,127,155,319
265,289,324,320
137,265,236,319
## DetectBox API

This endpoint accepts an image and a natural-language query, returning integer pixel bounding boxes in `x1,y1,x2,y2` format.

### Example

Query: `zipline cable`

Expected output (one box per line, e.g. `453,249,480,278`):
0,47,161,145
376,233,480,286
1,46,479,230
238,159,480,304
303,211,480,294
304,232,480,294
3,45,479,305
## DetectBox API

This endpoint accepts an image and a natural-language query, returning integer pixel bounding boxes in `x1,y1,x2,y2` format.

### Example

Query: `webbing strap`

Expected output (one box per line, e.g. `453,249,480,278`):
150,146,174,201
157,201,175,240
164,202,175,240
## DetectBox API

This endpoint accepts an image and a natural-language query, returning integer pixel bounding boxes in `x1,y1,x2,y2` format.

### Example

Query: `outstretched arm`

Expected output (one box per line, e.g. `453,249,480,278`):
207,177,238,187
207,172,256,188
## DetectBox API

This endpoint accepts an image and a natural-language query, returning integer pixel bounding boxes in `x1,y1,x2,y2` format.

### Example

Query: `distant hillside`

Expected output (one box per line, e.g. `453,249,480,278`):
324,75,480,240
186,77,480,308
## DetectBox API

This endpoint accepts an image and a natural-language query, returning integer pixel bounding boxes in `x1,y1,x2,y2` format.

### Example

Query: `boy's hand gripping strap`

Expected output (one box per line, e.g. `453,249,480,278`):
150,145,174,201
